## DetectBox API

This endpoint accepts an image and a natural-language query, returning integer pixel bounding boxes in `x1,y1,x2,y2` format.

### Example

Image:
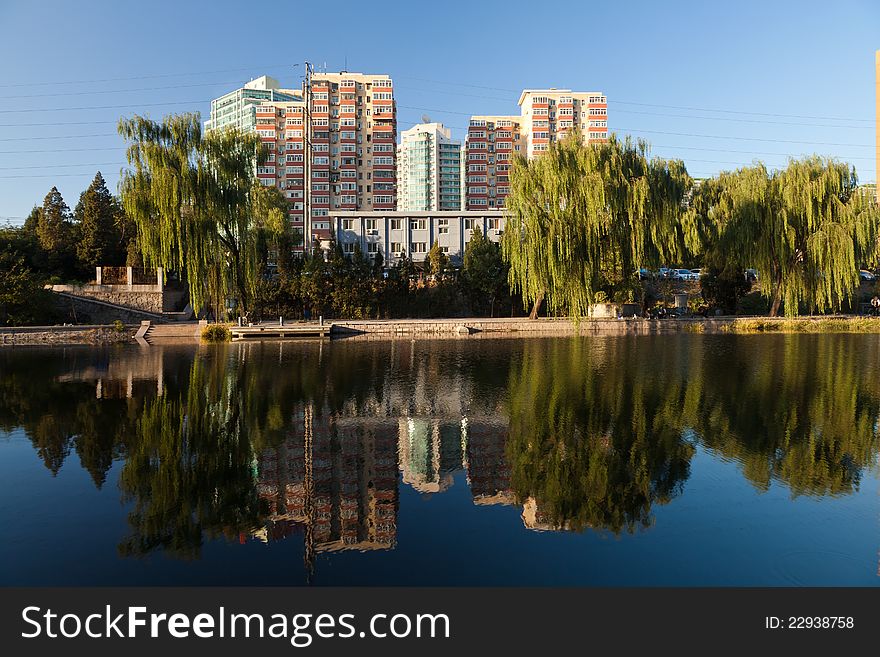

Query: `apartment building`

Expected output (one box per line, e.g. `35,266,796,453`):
330,210,504,266
463,88,608,209
875,50,879,204
397,123,463,211
208,71,396,252
204,76,301,133
463,116,524,210
519,89,608,158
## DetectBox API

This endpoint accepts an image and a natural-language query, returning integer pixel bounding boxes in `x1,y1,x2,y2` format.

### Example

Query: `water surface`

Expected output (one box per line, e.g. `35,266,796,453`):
0,335,878,586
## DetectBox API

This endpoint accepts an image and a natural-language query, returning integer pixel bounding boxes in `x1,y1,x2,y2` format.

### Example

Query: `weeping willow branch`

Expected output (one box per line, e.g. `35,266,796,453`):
693,157,880,317
502,133,696,319
118,113,276,317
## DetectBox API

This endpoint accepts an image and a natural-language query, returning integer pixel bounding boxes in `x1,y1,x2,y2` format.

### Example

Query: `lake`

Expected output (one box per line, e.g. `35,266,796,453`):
0,334,878,586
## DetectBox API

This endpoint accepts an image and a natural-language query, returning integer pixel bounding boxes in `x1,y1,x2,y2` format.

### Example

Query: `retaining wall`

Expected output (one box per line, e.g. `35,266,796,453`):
0,325,134,346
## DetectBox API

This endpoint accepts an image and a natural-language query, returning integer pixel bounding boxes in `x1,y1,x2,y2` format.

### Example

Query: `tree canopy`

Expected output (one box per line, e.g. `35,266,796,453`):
118,113,280,317
692,158,879,316
75,171,127,267
502,133,697,318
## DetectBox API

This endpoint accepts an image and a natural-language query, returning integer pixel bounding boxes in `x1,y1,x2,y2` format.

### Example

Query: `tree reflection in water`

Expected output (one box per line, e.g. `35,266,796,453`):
0,334,877,565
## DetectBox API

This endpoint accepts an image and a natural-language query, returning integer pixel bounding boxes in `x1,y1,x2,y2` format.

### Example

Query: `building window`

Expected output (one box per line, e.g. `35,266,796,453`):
343,242,355,254
411,242,427,254
390,219,402,230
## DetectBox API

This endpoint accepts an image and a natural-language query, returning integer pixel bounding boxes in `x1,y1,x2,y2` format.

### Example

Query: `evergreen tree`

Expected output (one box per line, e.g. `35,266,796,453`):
75,171,124,267
462,226,508,316
36,186,78,278
427,240,449,276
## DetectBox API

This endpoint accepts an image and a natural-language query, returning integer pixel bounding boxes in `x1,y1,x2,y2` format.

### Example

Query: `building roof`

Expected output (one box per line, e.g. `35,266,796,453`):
330,210,503,218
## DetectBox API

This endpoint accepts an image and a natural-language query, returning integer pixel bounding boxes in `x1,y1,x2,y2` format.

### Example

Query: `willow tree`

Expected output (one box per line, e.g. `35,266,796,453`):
502,133,696,319
118,113,275,318
694,158,879,317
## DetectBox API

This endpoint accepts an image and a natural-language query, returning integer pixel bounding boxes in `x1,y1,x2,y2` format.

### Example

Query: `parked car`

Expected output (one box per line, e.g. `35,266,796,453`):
859,269,876,282
637,268,652,280
658,267,672,279
674,268,699,281
690,268,704,278
744,268,759,282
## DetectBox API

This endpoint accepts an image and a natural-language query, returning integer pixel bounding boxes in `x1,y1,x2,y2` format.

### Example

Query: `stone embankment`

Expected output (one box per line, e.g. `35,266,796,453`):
0,325,134,346
330,317,730,337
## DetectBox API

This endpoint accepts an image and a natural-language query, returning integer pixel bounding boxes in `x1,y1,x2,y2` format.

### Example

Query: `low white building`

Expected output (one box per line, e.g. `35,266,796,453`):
330,211,505,266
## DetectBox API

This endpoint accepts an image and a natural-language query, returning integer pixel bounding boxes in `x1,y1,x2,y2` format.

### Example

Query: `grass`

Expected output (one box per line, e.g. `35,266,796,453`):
721,317,880,334
201,323,232,342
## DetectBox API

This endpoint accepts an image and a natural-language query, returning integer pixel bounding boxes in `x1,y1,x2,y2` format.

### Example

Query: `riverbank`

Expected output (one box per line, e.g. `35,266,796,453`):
0,324,134,346
5,315,880,346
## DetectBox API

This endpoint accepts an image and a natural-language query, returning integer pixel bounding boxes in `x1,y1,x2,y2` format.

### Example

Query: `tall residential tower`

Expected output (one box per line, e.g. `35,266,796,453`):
208,71,397,250
463,87,608,210
397,123,463,210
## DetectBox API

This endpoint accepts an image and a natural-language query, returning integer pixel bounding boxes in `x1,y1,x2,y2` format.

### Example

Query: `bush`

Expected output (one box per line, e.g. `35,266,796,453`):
112,319,125,333
736,291,770,316
201,323,231,342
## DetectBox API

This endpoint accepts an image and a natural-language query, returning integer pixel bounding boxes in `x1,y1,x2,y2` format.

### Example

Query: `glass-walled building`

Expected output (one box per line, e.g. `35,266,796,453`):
397,123,462,211
204,75,301,133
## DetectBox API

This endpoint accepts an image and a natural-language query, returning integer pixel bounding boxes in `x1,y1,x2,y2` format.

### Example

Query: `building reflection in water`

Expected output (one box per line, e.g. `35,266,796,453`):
1,335,876,579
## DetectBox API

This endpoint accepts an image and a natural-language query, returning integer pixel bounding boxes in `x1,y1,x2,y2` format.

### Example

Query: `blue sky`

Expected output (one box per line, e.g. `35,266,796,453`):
0,0,877,222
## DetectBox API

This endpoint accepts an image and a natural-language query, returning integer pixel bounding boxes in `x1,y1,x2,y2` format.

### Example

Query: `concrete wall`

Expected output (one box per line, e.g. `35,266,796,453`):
331,317,730,338
0,325,133,346
52,292,165,325
52,284,165,314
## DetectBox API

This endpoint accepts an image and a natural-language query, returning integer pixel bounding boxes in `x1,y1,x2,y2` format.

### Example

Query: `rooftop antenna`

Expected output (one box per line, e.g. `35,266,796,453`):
421,114,431,124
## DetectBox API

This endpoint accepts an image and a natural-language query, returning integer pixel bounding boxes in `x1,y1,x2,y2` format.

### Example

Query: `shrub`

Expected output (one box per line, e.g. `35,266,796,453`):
112,319,125,333
201,323,231,342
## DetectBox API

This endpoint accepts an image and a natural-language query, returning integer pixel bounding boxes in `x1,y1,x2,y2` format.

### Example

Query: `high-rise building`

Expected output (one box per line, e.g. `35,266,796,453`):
463,88,608,210
875,50,879,203
208,71,396,251
397,123,462,210
204,76,301,133
464,115,524,210
518,89,608,158
305,72,397,245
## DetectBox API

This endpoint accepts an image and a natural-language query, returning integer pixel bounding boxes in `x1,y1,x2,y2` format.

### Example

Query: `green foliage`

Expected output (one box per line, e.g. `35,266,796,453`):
693,158,879,317
736,290,771,316
112,319,125,333
427,240,450,275
118,113,274,318
0,249,56,326
462,226,509,317
74,171,129,268
201,323,231,342
700,265,751,314
36,187,79,278
503,133,696,319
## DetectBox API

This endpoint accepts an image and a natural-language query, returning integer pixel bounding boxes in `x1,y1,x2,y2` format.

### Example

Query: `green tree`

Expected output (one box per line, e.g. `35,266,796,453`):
462,226,508,316
0,250,55,325
694,159,879,317
36,186,78,278
427,240,449,276
74,171,126,268
502,133,696,319
118,113,274,318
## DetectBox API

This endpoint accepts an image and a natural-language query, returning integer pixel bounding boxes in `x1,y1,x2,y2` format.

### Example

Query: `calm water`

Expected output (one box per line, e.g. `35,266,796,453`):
0,335,878,586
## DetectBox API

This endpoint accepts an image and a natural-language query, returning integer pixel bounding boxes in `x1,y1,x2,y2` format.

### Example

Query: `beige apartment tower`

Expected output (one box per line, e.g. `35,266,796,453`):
875,50,879,203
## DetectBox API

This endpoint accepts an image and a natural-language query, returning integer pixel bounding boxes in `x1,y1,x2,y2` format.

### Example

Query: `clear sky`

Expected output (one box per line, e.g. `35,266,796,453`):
0,0,877,222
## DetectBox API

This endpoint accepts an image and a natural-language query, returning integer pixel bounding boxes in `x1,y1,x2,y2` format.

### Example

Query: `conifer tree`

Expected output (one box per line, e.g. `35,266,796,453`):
75,171,124,267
